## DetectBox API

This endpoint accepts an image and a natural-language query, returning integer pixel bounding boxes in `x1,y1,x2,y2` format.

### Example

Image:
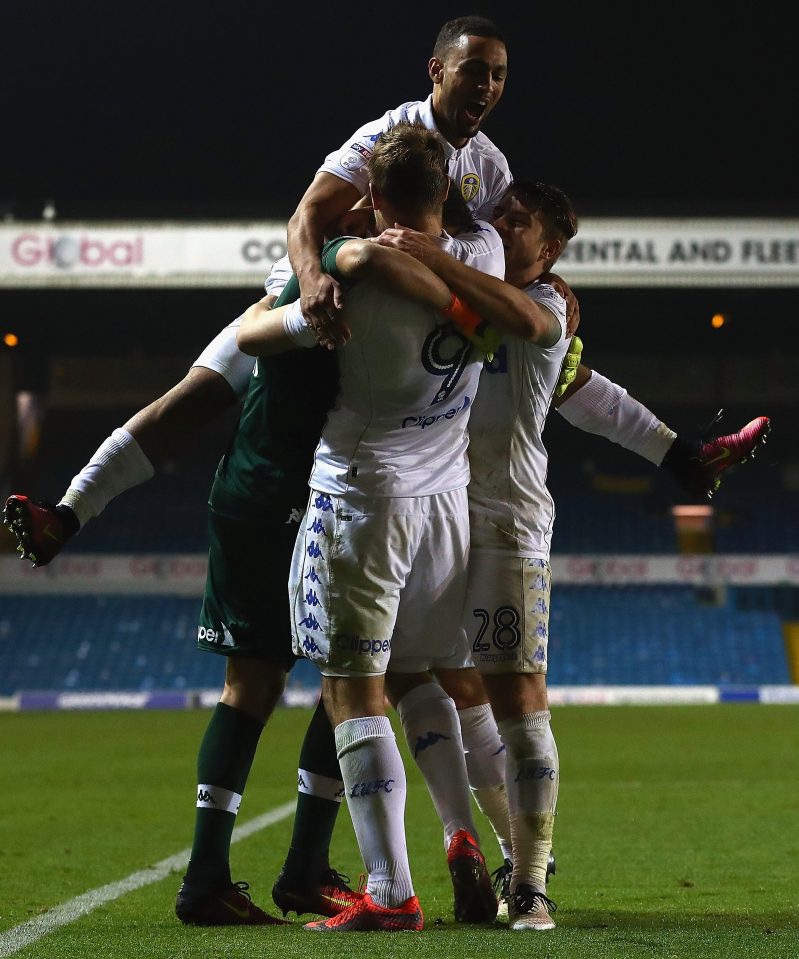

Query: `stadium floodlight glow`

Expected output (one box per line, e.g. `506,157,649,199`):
671,505,714,518
671,503,714,534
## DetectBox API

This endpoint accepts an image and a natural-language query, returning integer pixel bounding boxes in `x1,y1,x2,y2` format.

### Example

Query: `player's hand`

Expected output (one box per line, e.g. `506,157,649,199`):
555,335,583,397
468,322,503,361
372,226,441,266
541,271,580,337
299,271,350,349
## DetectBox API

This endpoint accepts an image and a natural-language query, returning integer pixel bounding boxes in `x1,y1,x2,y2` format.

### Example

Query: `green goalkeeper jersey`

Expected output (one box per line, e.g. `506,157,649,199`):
209,243,348,522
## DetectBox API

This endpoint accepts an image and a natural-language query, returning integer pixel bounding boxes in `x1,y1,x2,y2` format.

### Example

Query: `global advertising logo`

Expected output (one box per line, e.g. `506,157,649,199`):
11,232,144,269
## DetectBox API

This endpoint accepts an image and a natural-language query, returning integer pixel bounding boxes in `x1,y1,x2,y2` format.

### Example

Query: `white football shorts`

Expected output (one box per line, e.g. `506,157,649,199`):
289,487,470,676
464,551,552,674
191,318,255,400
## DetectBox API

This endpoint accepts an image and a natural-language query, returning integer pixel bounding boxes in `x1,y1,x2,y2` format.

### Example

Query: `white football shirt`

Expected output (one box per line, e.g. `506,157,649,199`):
466,281,569,559
306,233,504,498
320,96,511,221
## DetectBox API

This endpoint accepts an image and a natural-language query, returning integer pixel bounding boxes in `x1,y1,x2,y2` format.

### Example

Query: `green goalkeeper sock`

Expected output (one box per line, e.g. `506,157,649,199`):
185,702,263,889
281,698,343,882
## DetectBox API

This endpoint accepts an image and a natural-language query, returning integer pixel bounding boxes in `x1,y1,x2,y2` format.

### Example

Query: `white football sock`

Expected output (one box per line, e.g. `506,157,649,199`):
557,370,677,466
397,682,477,848
499,710,559,894
59,428,154,528
335,715,414,908
458,703,512,861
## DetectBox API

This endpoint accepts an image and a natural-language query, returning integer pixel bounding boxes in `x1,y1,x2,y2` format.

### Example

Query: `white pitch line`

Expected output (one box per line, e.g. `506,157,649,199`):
0,800,296,958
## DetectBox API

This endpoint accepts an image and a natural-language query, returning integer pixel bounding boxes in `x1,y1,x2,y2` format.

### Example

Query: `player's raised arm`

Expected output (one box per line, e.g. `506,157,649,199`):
332,238,451,309
287,173,361,327
236,295,313,357
375,226,560,346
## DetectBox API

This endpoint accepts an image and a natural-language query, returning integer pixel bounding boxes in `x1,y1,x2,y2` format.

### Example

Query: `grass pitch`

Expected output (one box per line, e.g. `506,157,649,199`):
2,704,797,958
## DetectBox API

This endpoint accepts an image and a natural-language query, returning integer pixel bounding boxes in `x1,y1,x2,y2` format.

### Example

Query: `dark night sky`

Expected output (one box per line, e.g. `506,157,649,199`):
1,1,796,221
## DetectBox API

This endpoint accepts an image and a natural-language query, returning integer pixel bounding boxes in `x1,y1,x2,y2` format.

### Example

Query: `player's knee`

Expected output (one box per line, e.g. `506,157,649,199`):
222,657,286,722
435,667,488,710
384,671,431,708
483,671,547,721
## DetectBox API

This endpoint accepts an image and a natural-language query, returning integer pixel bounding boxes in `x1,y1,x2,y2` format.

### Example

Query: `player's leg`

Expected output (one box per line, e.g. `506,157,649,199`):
481,670,558,932
436,665,556,914
4,322,250,565
176,655,288,926
272,695,362,917
175,504,295,925
467,552,559,931
291,490,422,932
386,489,497,924
385,671,480,850
436,666,513,870
384,667,498,923
63,367,239,527
387,669,498,921
554,362,770,498
308,672,421,931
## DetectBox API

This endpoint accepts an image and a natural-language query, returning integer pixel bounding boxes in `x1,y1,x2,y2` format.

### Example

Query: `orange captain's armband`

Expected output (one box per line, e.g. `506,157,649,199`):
441,293,483,337
441,293,502,359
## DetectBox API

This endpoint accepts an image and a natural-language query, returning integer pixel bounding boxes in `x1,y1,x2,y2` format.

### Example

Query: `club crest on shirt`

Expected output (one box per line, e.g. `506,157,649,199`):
461,172,480,202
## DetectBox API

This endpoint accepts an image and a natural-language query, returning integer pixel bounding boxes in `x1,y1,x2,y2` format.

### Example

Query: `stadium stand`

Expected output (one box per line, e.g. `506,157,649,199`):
548,586,789,686
1,336,795,701
0,587,790,697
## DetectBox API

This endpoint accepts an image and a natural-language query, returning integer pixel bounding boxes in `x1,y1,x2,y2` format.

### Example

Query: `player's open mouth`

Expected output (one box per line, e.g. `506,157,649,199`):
463,101,488,125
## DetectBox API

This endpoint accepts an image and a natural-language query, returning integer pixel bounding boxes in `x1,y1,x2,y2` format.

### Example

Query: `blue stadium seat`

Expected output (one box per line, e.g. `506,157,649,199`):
0,586,790,696
547,585,789,686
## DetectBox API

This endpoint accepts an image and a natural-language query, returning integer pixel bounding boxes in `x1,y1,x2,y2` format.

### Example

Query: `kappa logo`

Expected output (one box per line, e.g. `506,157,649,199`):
461,172,481,202
302,636,321,654
305,588,320,607
413,730,451,757
286,508,304,524
197,788,216,804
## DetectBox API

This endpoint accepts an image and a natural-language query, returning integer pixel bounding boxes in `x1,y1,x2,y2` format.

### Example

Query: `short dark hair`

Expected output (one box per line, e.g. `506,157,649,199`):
442,181,474,235
433,16,505,59
368,122,448,214
504,180,578,243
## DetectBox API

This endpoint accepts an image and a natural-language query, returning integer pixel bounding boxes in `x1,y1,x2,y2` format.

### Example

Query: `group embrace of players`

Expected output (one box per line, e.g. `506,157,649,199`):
5,15,770,934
